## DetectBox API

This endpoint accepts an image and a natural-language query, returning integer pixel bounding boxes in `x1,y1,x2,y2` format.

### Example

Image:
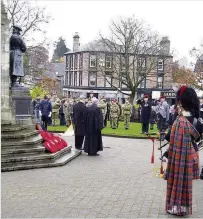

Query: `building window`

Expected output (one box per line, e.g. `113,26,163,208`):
66,72,69,86
66,56,69,69
158,59,164,71
138,57,146,68
105,55,112,69
80,54,83,68
121,56,125,70
74,54,78,70
69,72,73,86
139,77,146,88
89,72,96,87
79,72,82,86
90,55,96,67
63,74,66,86
70,56,73,70
157,76,163,88
105,73,112,87
74,72,77,86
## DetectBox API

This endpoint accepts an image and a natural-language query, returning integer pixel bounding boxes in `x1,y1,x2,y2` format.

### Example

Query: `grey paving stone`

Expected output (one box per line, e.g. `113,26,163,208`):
1,136,203,218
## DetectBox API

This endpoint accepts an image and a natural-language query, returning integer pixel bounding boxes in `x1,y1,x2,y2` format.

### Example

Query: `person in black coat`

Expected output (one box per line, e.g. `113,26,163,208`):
138,94,152,134
84,97,103,156
72,95,87,150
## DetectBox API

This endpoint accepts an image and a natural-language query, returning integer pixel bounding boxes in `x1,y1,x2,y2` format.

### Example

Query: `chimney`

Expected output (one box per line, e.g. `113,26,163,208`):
73,32,80,52
160,37,170,55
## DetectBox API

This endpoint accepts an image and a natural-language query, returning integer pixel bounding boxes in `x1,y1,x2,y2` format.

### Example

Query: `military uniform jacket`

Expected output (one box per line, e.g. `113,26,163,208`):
140,101,151,123
123,103,132,115
110,104,120,118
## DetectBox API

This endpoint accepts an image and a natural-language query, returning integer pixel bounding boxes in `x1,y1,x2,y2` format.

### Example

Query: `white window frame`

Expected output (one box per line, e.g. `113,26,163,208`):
106,56,112,69
139,77,145,88
158,59,164,71
157,76,163,88
90,55,96,67
89,72,96,87
105,73,112,87
138,57,146,68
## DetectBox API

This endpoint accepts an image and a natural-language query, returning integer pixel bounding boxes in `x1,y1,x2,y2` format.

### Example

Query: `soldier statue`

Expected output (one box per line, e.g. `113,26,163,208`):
110,99,120,129
9,25,27,87
123,97,132,130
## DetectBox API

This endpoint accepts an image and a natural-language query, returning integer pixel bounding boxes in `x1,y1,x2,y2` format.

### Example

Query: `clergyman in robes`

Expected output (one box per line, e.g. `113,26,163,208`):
84,97,103,156
72,95,87,150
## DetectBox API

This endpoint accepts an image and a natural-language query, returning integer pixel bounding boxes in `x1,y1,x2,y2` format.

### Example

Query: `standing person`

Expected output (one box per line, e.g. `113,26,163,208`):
51,96,60,126
58,100,66,126
98,97,107,127
39,95,52,131
157,95,170,132
72,95,87,150
84,97,103,156
117,101,122,127
150,106,157,130
139,94,151,134
32,96,41,124
165,86,201,216
110,99,120,129
123,97,132,130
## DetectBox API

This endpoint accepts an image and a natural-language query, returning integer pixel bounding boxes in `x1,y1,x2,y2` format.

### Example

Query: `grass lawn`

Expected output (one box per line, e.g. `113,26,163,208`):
48,120,159,138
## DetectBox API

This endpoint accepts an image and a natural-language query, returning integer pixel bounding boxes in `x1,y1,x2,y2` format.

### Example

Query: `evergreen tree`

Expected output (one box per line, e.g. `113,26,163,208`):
52,37,70,62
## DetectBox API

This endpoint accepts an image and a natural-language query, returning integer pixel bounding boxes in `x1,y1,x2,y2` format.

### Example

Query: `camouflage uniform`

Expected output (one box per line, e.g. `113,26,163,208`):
110,103,120,129
98,99,107,122
123,102,132,129
63,99,73,123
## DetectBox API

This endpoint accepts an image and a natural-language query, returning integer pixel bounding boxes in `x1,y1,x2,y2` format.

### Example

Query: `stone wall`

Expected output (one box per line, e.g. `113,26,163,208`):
1,2,13,124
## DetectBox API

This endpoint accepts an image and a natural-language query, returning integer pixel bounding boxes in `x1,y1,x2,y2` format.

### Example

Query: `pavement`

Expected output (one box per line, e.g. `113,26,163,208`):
1,136,203,218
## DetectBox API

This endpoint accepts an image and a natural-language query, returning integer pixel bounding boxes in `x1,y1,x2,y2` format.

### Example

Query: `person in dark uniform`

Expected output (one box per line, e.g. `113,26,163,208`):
138,94,152,134
72,95,87,150
39,95,52,131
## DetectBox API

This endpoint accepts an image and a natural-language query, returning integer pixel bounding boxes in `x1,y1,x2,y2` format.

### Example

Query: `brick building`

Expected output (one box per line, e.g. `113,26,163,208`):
63,33,173,102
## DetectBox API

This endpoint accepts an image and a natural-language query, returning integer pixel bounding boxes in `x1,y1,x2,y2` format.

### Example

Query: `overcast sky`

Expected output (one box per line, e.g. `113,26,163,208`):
34,0,203,67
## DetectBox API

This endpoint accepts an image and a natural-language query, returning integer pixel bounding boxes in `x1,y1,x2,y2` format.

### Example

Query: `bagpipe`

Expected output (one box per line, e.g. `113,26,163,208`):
146,130,203,179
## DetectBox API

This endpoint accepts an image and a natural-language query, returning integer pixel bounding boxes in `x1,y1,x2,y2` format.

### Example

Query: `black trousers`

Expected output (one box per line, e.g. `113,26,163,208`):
41,115,49,131
157,115,166,131
75,135,84,149
142,123,149,133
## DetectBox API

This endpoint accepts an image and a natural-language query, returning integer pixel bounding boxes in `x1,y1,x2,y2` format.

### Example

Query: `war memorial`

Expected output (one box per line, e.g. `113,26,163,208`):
1,2,81,172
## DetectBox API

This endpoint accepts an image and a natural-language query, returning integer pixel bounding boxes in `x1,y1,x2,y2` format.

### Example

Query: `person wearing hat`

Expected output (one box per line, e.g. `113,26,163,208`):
156,95,170,132
72,95,87,150
122,97,132,130
9,25,27,87
39,95,52,131
110,99,120,129
139,94,152,134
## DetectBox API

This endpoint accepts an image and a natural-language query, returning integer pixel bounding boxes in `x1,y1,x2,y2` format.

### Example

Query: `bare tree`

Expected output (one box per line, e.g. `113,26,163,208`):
88,16,173,102
5,0,52,40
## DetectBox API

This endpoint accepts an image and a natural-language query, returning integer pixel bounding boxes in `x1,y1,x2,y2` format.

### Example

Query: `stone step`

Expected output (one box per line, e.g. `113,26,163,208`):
1,146,72,164
1,125,27,132
1,149,82,172
1,130,39,140
1,134,43,147
1,145,45,157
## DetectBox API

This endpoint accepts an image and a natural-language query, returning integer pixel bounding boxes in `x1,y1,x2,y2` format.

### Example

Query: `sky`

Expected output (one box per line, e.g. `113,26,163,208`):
33,0,203,67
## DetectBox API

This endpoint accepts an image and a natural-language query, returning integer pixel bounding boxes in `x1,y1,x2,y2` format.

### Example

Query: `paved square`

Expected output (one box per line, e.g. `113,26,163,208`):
1,136,203,218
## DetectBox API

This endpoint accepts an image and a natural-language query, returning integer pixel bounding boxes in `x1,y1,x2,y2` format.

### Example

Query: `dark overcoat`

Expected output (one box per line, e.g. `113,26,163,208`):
72,101,86,136
140,101,152,124
84,104,103,154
